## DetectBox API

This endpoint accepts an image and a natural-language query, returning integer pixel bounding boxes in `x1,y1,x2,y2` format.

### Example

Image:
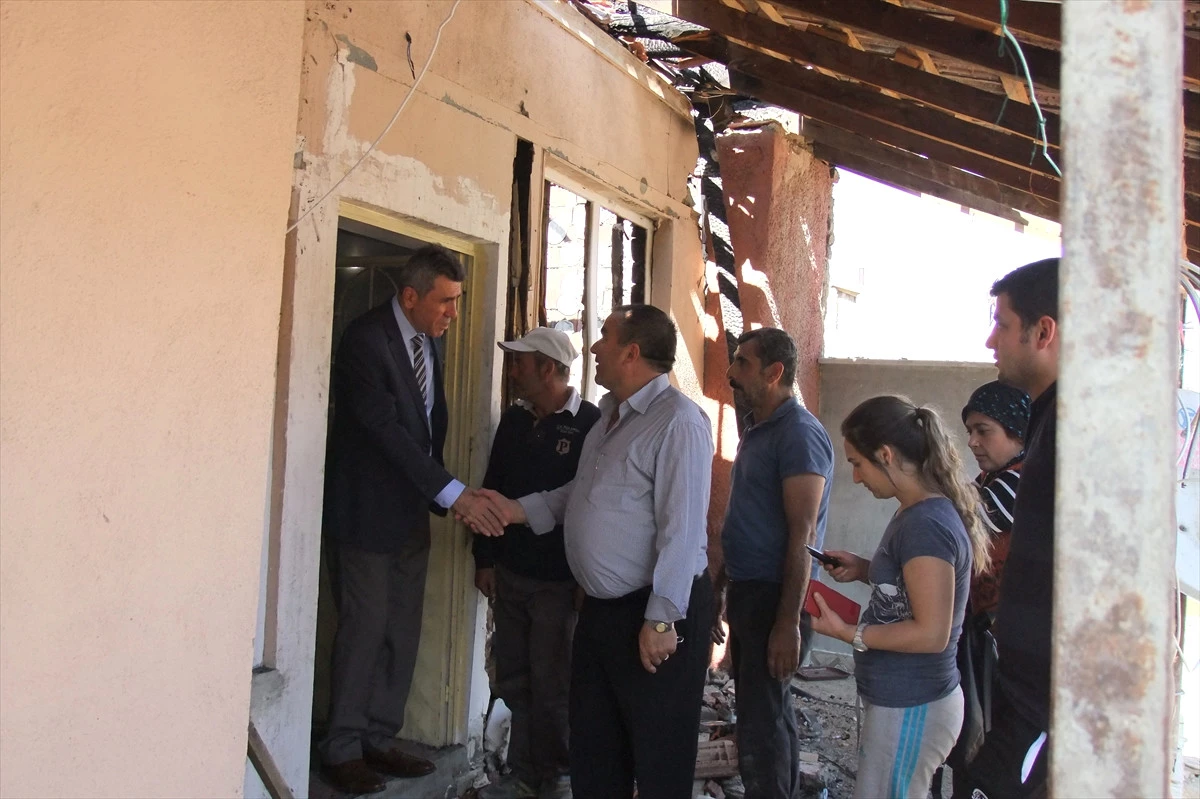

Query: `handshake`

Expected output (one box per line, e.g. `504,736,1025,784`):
451,488,527,537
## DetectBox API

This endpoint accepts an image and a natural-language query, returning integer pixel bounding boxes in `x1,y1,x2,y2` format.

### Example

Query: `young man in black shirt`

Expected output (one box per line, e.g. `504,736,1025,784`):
955,258,1060,799
474,327,600,799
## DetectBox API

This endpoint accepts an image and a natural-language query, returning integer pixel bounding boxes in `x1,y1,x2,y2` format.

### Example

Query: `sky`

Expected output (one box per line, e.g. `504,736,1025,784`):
823,170,1062,363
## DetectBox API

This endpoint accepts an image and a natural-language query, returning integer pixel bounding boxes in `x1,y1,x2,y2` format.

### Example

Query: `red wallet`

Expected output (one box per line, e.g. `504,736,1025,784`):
804,581,862,626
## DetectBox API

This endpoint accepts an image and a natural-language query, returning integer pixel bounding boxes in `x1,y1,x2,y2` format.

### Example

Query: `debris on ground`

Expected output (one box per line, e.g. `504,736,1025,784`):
695,655,861,798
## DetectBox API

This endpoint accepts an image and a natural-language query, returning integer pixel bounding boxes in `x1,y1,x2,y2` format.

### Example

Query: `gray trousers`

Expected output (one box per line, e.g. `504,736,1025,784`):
727,580,807,799
855,686,964,799
492,565,576,786
320,536,430,765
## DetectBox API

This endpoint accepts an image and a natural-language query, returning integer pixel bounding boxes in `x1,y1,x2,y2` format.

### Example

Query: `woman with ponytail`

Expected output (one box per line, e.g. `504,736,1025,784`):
809,395,988,799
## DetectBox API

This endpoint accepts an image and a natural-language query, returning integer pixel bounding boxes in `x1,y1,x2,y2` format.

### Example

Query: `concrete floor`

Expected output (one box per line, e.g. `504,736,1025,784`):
309,740,477,799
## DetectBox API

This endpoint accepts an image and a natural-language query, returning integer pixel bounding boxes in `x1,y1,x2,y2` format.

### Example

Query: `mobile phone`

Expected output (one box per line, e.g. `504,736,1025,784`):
806,545,840,567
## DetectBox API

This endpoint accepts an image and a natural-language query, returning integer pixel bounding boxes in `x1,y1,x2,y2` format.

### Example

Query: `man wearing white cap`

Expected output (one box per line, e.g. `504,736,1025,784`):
475,327,601,799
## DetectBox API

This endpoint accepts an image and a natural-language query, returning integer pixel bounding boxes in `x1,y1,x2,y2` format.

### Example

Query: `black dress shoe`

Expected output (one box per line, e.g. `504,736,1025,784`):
321,759,386,795
364,747,436,778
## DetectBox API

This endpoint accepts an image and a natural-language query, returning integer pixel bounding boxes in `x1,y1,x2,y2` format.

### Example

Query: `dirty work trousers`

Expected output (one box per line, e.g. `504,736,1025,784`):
569,574,713,799
727,579,814,799
320,537,430,765
855,686,964,799
492,565,576,788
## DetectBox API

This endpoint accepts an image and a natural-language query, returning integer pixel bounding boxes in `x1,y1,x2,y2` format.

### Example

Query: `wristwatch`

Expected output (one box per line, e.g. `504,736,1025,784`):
649,620,674,634
851,622,869,652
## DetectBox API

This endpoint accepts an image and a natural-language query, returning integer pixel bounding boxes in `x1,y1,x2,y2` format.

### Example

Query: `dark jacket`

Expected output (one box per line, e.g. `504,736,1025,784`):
323,300,452,553
473,398,600,581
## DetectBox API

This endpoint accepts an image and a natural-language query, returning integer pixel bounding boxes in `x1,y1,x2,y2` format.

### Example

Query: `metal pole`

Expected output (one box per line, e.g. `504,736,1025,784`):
1056,2,1182,797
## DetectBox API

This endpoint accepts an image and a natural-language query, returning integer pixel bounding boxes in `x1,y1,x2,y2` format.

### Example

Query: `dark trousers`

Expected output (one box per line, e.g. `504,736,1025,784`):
493,565,576,786
320,537,430,765
727,580,810,799
569,574,714,799
951,688,1048,799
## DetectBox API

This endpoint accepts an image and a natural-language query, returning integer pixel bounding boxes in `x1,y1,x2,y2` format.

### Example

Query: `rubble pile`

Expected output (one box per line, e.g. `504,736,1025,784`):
692,663,861,799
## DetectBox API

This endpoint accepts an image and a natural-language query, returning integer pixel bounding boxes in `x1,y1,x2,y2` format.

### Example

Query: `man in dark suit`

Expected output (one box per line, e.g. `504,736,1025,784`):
320,244,505,795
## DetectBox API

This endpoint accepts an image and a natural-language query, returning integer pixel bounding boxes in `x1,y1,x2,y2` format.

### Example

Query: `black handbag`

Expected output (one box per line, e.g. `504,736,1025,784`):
946,611,998,770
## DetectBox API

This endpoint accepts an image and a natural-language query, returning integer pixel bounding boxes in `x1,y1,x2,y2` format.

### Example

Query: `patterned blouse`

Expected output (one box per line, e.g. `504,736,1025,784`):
970,459,1023,617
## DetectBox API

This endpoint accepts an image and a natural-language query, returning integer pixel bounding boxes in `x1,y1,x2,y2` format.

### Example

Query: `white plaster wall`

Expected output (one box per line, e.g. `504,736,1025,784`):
0,2,305,796
814,359,999,655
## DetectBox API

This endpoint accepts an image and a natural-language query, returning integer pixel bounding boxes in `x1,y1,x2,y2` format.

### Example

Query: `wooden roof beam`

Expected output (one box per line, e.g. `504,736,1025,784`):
798,116,1058,220
731,70,1062,200
672,1,1059,144
916,0,1199,88
770,0,1200,129
769,0,1062,89
914,0,1061,42
705,39,1064,179
822,148,1036,226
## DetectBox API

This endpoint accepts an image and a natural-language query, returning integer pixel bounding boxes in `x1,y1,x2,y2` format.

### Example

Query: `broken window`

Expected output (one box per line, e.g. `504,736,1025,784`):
542,180,650,403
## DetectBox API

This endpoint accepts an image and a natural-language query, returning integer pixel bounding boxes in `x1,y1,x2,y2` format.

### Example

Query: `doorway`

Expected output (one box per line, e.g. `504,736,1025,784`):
310,205,497,755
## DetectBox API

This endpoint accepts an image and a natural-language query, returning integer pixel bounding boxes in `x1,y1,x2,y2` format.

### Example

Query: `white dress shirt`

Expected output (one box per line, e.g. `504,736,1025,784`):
519,373,713,622
391,295,464,509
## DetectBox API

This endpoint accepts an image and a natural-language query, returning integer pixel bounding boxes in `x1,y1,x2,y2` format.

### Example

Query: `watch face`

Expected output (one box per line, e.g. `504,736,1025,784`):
653,622,670,633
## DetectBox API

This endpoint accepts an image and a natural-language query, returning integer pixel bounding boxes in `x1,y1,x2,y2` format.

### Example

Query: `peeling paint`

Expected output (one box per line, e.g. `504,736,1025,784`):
335,33,376,71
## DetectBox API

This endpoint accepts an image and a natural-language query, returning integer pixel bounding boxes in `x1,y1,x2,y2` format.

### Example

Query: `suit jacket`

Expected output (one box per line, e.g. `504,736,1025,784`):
324,300,452,553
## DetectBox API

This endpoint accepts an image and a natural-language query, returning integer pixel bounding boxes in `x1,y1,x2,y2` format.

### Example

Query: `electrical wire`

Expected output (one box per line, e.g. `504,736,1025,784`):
286,0,462,235
997,0,1062,177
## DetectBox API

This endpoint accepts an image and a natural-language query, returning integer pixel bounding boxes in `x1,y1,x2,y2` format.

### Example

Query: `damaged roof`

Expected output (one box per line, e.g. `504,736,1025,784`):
571,0,1200,267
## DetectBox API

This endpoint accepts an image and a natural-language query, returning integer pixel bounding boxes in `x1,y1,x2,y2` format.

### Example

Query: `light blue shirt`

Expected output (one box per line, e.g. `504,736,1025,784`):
518,373,713,622
391,295,464,509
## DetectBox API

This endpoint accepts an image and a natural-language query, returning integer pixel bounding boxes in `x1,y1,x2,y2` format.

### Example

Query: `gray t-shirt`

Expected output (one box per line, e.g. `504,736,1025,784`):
854,497,971,708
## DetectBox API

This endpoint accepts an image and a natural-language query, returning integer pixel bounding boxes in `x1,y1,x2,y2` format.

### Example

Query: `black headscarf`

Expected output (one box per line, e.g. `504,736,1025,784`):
962,381,1031,441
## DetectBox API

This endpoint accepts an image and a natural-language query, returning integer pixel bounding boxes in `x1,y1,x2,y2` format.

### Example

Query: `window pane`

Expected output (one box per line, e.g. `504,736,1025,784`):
544,183,588,392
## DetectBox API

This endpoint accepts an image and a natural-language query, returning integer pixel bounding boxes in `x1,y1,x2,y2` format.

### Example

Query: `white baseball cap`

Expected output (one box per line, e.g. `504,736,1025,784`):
498,327,578,366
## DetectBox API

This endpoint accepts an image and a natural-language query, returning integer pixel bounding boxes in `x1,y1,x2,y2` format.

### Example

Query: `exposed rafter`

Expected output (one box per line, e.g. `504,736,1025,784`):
732,72,1062,200
768,0,1062,89
915,0,1199,88
797,117,1058,221
710,39,1063,177
768,0,1200,133
671,1,1059,144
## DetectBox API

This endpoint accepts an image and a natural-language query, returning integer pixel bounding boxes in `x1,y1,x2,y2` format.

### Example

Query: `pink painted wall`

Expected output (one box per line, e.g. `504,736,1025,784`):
0,3,304,795
704,124,833,583
717,124,832,413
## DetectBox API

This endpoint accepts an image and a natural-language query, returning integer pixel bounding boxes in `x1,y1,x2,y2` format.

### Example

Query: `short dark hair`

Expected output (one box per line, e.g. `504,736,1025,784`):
399,244,466,298
991,257,1059,329
614,304,676,373
737,327,798,386
531,351,570,379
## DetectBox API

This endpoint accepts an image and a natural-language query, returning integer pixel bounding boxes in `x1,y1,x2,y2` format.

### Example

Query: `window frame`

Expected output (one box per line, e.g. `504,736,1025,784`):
542,159,656,402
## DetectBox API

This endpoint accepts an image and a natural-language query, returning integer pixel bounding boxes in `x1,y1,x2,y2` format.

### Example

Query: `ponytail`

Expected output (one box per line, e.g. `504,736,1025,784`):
842,396,992,576
913,407,991,576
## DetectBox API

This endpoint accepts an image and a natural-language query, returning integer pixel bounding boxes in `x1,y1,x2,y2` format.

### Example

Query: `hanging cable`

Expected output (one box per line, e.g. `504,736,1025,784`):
997,0,1061,177
286,0,462,235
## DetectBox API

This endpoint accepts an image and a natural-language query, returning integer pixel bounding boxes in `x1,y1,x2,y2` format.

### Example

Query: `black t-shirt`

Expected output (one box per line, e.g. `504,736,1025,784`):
472,398,600,582
993,382,1057,729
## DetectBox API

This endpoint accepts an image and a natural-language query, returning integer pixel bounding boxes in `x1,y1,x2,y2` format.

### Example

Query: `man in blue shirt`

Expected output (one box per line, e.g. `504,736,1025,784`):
712,327,834,799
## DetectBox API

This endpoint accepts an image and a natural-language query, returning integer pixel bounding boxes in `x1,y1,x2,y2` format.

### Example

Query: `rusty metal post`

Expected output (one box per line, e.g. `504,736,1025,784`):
1056,2,1183,796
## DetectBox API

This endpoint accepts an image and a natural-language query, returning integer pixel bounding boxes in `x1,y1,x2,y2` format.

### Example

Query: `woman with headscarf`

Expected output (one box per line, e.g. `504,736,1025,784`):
931,380,1032,796
960,380,1031,618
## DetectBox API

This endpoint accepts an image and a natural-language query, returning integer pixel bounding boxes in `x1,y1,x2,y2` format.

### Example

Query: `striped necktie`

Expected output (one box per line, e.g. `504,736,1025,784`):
411,334,428,405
